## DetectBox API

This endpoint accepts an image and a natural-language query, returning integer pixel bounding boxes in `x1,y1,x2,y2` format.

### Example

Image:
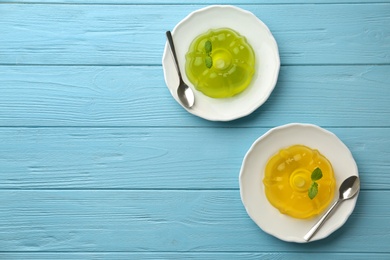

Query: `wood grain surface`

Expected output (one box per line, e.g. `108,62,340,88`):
1,4,389,65
0,65,389,127
0,0,389,258
0,127,389,189
0,190,389,252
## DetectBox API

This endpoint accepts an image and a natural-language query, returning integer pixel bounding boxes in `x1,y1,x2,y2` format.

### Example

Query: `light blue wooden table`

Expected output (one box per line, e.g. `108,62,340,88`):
1,0,389,259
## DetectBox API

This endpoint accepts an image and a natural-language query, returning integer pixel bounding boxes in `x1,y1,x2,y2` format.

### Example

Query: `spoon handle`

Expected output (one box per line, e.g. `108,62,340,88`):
166,31,183,80
304,199,341,241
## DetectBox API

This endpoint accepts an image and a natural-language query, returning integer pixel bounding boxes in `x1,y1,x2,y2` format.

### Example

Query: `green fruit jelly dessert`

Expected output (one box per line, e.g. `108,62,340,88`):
185,28,256,98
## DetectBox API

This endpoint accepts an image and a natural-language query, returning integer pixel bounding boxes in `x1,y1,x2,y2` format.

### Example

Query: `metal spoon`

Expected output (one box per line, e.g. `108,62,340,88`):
166,31,195,109
304,175,360,242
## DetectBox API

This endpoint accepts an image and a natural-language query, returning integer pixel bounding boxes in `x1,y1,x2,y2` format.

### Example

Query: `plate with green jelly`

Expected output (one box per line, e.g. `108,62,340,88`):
162,5,280,121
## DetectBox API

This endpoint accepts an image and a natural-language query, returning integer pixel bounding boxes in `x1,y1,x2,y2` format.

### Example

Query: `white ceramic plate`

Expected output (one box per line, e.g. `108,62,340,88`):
162,5,280,121
239,123,359,243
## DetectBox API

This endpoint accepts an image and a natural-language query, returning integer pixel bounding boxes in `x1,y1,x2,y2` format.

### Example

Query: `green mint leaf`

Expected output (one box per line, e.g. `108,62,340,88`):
311,167,323,181
205,40,212,54
205,56,213,68
308,182,319,200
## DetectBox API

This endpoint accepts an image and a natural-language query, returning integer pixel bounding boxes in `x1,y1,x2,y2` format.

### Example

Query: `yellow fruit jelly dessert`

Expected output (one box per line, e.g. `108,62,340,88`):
263,145,336,219
185,28,255,98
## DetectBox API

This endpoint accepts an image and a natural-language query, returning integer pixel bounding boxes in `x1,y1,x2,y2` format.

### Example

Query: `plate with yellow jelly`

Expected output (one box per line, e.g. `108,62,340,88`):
239,123,359,243
162,5,280,121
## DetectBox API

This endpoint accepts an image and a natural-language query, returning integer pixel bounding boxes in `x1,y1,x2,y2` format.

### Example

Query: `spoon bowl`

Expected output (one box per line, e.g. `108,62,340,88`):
304,175,360,241
166,31,195,109
339,175,360,200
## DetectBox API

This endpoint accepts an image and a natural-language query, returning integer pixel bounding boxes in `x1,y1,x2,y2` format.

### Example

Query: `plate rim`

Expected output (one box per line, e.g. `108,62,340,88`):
239,123,359,243
162,5,280,121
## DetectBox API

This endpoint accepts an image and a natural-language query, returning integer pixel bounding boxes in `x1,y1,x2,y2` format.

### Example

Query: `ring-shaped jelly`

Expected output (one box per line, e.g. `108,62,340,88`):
185,28,255,98
263,145,336,219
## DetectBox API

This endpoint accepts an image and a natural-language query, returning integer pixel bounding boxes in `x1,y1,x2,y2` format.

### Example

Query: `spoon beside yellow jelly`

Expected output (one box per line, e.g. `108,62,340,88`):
304,175,360,241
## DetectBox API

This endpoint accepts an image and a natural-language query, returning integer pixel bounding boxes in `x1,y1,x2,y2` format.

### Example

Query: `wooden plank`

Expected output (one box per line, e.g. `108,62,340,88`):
0,4,389,65
0,252,389,259
0,190,389,252
0,65,389,127
0,127,388,189
4,0,390,4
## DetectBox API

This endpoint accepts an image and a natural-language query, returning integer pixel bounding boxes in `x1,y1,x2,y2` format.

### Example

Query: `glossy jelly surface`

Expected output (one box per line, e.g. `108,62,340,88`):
185,28,255,98
263,145,336,219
